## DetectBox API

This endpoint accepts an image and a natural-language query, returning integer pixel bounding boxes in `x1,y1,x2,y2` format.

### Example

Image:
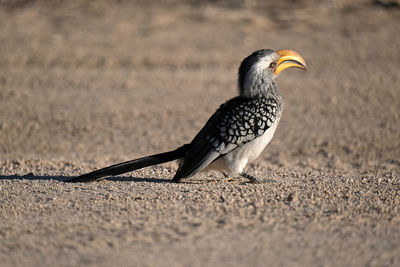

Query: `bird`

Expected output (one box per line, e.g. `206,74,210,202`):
67,49,307,183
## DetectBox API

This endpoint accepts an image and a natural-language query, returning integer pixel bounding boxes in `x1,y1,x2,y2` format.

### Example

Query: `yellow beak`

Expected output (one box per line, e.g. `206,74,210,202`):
275,50,307,76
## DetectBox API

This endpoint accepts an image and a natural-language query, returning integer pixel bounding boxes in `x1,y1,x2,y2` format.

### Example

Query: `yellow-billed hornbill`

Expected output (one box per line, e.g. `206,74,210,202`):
67,49,307,183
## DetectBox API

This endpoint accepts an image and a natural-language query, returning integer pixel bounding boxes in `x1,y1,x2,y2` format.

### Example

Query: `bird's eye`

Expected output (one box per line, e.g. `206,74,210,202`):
269,62,277,68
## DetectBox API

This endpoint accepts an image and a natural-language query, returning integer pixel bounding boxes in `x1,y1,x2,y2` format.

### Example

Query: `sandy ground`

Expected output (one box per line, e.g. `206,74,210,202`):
0,0,400,266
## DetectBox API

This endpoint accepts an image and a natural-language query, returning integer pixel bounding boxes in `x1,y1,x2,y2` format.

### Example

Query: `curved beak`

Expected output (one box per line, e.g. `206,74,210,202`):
275,50,307,76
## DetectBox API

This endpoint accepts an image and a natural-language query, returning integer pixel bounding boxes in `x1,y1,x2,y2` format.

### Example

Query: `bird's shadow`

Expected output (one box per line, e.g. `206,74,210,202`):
0,174,172,183
0,175,240,184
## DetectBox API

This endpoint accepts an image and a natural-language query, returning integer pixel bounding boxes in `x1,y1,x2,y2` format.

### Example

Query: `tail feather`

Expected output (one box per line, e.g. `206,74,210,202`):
66,145,189,183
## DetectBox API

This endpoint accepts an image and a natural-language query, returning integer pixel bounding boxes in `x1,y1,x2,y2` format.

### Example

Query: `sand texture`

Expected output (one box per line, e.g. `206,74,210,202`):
0,1,399,266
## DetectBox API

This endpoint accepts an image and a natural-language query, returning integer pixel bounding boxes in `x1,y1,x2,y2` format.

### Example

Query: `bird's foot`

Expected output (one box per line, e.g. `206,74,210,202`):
219,172,235,182
240,172,276,183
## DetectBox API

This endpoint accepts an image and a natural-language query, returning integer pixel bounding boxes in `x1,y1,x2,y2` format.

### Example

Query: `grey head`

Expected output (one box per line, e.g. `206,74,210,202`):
238,49,280,98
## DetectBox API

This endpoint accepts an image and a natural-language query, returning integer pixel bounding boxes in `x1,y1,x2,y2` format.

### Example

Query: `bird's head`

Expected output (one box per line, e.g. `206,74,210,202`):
238,49,307,98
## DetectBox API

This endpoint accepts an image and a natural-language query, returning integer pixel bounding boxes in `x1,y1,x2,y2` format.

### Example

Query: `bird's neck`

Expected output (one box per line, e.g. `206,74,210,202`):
239,78,281,100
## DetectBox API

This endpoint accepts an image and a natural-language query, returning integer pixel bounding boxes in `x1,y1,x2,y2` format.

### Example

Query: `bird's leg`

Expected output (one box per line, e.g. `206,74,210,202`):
240,172,276,183
240,172,263,183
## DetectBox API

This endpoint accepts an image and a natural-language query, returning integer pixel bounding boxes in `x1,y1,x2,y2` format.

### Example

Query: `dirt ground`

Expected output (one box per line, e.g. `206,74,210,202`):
0,0,399,266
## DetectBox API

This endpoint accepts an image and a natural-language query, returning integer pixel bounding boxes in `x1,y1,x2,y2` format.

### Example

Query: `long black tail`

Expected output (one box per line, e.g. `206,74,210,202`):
66,145,190,182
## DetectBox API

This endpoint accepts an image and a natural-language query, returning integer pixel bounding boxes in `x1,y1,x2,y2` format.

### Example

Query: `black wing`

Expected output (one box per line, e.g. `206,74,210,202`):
173,96,278,180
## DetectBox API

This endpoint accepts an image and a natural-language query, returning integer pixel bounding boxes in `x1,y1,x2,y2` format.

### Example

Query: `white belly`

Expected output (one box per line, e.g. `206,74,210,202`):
206,120,279,177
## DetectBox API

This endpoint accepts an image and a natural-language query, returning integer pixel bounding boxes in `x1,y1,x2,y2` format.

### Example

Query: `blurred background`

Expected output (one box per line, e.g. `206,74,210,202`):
0,0,399,174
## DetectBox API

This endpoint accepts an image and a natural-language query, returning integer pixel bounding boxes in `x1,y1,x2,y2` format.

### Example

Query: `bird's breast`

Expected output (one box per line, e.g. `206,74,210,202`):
216,118,280,176
232,118,280,162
